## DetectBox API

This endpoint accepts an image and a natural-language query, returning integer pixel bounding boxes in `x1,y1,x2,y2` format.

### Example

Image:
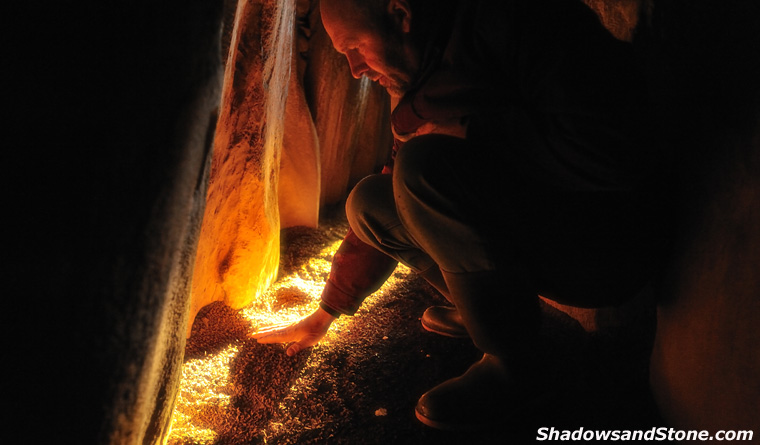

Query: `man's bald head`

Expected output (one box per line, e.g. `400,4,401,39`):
320,0,419,98
320,0,387,29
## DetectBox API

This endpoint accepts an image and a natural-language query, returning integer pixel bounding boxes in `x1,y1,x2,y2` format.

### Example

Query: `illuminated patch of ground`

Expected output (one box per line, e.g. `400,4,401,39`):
167,213,661,444
167,214,472,444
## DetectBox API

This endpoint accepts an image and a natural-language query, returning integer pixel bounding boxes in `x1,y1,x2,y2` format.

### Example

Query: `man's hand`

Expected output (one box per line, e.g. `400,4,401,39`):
252,307,337,356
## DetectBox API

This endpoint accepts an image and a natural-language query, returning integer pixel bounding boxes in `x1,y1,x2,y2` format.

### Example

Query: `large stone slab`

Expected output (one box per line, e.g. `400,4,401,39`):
640,0,760,436
303,3,393,207
190,0,296,335
6,2,224,443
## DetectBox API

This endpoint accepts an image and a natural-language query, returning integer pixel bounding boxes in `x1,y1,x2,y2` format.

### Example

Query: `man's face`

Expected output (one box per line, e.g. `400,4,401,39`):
321,0,417,98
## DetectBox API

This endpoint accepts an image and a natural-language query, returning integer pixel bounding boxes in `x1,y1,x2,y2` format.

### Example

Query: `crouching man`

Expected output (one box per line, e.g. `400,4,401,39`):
255,0,667,431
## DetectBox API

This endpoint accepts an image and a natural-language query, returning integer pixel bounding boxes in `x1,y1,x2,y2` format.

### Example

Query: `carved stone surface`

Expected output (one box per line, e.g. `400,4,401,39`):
304,3,393,207
190,0,296,335
189,0,392,337
278,0,321,229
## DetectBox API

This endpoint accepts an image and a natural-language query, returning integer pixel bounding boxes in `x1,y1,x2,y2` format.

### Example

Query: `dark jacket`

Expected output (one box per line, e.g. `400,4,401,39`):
320,0,661,316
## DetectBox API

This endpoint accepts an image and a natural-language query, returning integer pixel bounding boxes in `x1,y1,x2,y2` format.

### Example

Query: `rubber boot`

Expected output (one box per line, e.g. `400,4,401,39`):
415,270,543,431
418,266,469,338
421,306,469,338
416,353,523,431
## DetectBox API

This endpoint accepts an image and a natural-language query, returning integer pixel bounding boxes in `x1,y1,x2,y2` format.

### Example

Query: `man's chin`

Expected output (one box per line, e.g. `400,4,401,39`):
371,75,408,98
382,82,407,99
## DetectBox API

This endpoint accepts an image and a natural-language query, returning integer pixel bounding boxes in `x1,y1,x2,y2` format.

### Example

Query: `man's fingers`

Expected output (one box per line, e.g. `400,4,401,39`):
252,322,293,336
286,342,303,356
285,335,320,356
250,313,331,355
251,324,297,343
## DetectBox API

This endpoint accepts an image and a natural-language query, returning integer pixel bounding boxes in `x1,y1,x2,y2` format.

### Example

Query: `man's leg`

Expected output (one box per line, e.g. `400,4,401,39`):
348,134,542,342
348,133,545,429
348,133,661,429
346,171,468,338
346,173,439,275
391,134,542,352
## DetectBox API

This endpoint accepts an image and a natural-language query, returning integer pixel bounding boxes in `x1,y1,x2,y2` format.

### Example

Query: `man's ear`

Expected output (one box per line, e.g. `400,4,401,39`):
387,0,412,33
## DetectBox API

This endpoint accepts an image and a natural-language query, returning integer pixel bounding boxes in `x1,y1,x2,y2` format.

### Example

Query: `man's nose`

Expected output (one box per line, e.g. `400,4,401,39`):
345,50,368,79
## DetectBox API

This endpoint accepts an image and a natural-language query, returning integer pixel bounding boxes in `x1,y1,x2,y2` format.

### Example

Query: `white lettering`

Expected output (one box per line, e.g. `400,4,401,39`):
535,427,754,441
595,429,612,440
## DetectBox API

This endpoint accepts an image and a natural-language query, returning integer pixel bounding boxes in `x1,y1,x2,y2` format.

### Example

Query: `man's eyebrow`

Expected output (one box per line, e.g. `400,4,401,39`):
331,30,358,55
334,38,351,54
335,44,355,55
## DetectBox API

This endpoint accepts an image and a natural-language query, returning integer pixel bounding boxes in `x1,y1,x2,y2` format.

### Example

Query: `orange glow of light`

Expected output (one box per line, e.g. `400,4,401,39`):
168,344,239,444
168,232,415,444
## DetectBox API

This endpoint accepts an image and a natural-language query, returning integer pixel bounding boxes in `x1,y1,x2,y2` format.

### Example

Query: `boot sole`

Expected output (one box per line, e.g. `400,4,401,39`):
414,407,483,432
420,320,470,338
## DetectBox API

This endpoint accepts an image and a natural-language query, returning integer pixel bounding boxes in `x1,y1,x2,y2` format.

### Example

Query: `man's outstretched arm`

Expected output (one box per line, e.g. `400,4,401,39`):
319,228,398,316
253,226,398,354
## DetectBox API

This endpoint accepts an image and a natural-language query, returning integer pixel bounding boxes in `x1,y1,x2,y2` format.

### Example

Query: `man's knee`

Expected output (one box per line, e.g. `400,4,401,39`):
346,174,393,244
394,134,463,200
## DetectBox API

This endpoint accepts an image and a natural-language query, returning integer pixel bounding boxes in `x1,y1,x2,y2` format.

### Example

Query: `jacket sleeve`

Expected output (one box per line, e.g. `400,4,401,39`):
319,227,398,317
319,142,401,317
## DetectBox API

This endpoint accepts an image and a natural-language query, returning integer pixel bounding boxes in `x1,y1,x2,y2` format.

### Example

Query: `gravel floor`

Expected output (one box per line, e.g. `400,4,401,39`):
168,212,669,444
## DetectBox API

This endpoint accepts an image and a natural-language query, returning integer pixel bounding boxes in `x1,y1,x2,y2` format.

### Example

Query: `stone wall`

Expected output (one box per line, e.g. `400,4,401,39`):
517,0,760,436
7,2,224,443
641,0,760,435
583,0,642,41
188,0,391,336
189,0,294,336
541,0,652,334
550,0,759,435
303,2,393,207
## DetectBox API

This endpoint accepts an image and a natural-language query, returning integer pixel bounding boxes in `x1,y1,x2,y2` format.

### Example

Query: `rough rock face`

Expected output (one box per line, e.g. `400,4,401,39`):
640,0,760,435
527,1,760,435
189,0,391,336
7,2,224,444
566,0,760,434
278,0,322,229
583,0,642,41
190,0,294,336
303,3,393,207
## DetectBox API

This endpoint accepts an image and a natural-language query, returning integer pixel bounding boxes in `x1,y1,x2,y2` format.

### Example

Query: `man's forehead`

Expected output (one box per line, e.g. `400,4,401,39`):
321,0,364,52
321,0,356,24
